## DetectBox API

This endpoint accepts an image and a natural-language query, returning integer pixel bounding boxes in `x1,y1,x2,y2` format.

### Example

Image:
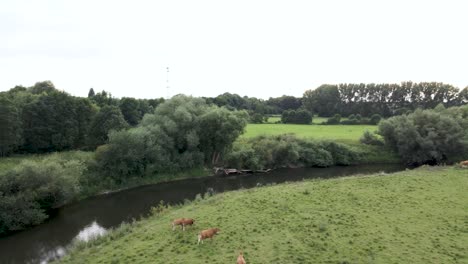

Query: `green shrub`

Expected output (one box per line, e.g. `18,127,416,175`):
378,107,468,164
0,158,83,235
326,114,341,125
370,114,382,125
250,113,265,124
224,134,360,169
281,110,312,124
360,130,384,146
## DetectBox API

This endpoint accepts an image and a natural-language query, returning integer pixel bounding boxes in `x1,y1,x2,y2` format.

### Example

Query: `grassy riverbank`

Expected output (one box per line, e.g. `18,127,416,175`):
60,166,468,264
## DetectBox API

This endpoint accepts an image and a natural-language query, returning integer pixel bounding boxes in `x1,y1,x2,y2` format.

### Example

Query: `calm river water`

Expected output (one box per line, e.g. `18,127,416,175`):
0,164,406,263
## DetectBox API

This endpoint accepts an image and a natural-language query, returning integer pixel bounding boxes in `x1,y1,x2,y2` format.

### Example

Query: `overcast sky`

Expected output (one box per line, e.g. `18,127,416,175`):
1,0,467,99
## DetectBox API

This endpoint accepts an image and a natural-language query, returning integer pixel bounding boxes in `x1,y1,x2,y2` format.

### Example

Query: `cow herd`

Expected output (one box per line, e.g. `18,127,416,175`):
171,218,246,263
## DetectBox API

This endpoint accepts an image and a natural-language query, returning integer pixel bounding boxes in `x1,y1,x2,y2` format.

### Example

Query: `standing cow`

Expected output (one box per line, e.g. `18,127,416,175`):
172,218,195,231
197,228,220,244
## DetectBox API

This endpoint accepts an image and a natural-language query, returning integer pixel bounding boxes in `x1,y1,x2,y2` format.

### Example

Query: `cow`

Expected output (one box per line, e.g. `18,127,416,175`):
237,251,246,264
197,228,220,244
172,218,195,231
460,160,468,167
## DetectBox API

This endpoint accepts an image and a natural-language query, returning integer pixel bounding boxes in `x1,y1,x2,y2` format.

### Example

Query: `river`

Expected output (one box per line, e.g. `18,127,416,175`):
0,164,406,263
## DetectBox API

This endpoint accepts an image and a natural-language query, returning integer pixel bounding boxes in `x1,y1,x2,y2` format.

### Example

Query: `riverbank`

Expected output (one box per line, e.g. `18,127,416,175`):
59,166,468,264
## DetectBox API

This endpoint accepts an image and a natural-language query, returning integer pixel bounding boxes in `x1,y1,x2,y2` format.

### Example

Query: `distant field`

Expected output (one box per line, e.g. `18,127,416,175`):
267,115,348,124
243,123,377,144
60,166,468,264
266,115,332,124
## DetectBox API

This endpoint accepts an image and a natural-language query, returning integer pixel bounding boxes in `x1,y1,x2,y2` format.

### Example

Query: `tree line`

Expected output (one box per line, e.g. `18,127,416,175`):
0,81,164,156
303,82,468,117
1,80,467,156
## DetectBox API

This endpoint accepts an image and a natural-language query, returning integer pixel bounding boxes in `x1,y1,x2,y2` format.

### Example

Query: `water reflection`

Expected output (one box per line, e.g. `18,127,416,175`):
75,221,107,242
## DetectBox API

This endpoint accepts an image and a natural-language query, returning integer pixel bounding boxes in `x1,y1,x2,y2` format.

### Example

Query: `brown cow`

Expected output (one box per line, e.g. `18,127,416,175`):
197,228,220,244
172,218,195,231
460,160,468,167
237,251,246,264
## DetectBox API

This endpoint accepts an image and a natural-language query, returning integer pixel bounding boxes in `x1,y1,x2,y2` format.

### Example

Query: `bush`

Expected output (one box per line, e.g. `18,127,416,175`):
0,158,83,235
370,114,382,125
281,109,312,124
326,114,341,125
378,108,468,165
224,134,361,169
360,130,384,146
250,113,265,124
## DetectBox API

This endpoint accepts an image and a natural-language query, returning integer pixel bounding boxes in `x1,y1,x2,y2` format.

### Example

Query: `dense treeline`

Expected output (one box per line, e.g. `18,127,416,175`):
0,81,164,156
304,82,468,117
1,81,467,157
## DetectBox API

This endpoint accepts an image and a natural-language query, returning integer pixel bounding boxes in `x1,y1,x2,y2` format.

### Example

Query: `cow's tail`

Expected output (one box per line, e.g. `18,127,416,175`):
197,233,202,244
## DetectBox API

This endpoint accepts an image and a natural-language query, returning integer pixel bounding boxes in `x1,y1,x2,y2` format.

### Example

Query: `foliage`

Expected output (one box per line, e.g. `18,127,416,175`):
87,105,129,148
326,114,341,124
0,96,22,156
303,82,464,117
249,113,265,124
360,130,384,146
303,84,340,117
281,109,312,124
94,96,248,182
370,114,382,125
0,156,86,235
225,134,360,169
378,107,468,164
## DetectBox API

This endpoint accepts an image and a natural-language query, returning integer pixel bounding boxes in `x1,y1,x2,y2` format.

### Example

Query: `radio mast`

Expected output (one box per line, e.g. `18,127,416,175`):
166,66,170,100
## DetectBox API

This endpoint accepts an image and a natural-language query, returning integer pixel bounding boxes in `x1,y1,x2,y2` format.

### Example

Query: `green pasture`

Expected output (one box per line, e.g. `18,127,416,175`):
266,115,331,124
60,166,468,264
243,123,377,144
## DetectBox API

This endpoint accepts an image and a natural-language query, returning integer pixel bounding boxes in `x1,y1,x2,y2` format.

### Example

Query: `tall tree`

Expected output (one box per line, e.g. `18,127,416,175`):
88,88,95,98
0,96,22,156
88,105,129,148
303,84,340,116
119,97,141,126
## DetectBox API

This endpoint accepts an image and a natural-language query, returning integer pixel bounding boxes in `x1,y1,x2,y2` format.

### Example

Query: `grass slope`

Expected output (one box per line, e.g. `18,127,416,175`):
243,124,377,144
61,166,468,264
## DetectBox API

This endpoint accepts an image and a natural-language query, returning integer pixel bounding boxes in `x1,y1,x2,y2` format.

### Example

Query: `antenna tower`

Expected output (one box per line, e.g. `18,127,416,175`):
166,67,170,99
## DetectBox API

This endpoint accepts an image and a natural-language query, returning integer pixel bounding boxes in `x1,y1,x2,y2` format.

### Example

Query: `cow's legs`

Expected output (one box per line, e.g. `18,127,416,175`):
182,224,185,231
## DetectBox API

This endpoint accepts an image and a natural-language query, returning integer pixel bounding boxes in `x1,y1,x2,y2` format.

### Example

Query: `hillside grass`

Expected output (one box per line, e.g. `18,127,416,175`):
60,166,468,264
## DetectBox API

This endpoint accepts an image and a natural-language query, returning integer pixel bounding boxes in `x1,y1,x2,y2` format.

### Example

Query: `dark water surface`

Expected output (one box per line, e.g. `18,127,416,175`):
0,164,406,263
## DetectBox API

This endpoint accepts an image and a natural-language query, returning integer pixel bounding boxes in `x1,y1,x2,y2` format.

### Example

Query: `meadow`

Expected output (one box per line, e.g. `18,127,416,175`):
59,166,468,264
266,115,332,124
243,123,377,144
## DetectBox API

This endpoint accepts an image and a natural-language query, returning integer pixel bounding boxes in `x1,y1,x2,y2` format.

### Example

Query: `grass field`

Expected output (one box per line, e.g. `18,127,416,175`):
266,115,332,124
243,123,377,144
60,166,468,264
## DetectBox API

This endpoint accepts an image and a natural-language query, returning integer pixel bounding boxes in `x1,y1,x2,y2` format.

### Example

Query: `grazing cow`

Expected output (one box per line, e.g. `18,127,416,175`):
460,160,468,167
197,228,220,244
172,218,195,231
237,252,246,264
